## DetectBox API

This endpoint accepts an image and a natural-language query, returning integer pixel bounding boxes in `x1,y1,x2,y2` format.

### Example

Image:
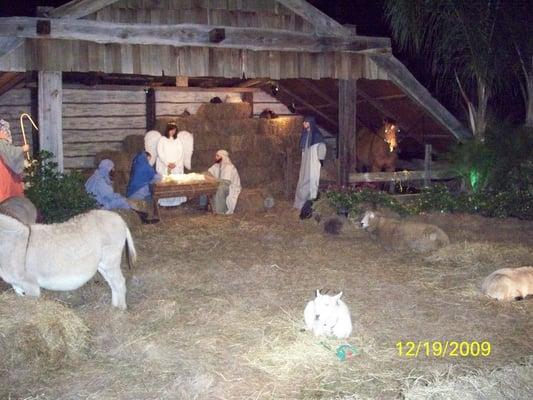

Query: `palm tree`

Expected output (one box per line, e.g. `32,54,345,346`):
384,0,511,141
503,2,533,127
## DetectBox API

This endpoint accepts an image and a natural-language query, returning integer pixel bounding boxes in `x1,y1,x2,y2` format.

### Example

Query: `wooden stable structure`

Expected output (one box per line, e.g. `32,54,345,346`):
0,0,471,185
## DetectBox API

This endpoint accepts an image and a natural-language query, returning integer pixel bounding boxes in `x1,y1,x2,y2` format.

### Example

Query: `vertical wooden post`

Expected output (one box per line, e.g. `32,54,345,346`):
146,88,156,130
38,71,63,171
424,144,432,187
338,79,357,186
30,87,39,155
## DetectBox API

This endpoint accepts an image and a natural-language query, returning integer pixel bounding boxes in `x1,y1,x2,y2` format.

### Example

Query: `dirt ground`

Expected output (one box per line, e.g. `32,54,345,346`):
1,202,532,400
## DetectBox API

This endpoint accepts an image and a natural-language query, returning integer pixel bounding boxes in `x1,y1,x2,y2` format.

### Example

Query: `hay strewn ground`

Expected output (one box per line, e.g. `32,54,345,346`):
1,203,532,399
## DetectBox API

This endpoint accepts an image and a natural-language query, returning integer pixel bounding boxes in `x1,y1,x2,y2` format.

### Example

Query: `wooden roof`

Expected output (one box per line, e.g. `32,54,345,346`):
0,0,471,146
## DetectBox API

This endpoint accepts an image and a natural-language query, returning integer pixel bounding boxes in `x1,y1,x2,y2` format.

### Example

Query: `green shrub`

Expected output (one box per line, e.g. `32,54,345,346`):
24,151,96,223
326,188,410,217
324,184,533,221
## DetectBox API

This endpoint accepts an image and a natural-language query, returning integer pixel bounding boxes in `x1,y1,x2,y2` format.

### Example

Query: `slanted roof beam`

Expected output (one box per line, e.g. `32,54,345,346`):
47,0,121,19
1,0,120,60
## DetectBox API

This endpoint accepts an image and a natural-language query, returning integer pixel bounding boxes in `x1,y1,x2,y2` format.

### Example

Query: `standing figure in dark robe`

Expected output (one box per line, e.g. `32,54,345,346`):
294,116,326,210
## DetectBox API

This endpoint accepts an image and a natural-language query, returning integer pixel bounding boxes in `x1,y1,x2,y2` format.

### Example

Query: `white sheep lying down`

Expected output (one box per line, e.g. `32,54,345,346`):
0,210,136,309
360,210,450,253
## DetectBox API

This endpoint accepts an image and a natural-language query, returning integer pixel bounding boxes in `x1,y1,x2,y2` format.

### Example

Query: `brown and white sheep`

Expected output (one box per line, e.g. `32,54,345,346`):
481,267,533,301
360,210,450,253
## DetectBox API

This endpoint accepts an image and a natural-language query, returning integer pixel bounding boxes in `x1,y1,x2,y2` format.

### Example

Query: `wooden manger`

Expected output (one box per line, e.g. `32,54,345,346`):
151,174,219,220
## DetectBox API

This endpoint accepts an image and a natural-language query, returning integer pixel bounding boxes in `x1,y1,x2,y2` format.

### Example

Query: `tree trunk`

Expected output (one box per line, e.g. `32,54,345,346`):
525,74,533,127
473,80,489,141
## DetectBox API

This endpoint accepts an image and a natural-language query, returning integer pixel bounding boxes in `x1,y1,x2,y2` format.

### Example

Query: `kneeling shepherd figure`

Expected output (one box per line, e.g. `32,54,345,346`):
208,149,241,214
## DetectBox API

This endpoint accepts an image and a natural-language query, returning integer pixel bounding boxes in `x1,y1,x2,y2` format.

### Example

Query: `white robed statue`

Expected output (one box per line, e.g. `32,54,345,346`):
294,116,326,210
155,122,194,206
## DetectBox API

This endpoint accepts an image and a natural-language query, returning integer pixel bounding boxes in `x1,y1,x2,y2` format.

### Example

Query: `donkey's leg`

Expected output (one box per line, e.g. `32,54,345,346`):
98,246,127,310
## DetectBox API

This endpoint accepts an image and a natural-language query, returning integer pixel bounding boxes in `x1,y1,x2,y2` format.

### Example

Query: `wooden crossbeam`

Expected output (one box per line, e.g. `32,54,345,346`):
0,37,24,59
276,0,350,36
368,53,471,141
299,79,367,132
278,83,338,127
357,93,406,103
357,87,413,133
236,79,268,88
349,169,456,183
1,1,120,61
0,17,391,53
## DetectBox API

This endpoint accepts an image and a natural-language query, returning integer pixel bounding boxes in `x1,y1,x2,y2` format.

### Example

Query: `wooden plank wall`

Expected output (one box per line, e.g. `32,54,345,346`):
60,86,292,170
0,40,367,81
62,87,146,170
0,88,33,147
155,89,243,117
155,88,290,117
252,90,291,116
84,0,315,33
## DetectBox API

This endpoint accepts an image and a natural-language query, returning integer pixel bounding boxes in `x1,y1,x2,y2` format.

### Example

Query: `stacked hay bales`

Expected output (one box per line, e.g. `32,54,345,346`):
235,188,275,213
156,103,302,195
95,135,145,194
0,293,90,372
94,102,302,196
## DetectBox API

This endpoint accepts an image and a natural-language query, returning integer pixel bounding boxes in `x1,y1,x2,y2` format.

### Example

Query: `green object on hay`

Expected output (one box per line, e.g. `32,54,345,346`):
336,344,359,361
320,342,359,361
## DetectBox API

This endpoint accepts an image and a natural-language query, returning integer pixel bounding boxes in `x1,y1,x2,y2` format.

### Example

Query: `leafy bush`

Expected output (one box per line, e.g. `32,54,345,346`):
324,184,533,221
24,151,96,223
446,123,533,194
326,188,410,217
445,137,494,192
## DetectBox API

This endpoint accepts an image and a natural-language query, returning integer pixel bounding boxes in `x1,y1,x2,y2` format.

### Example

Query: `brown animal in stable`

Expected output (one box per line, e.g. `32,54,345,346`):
360,210,450,253
356,119,399,173
481,266,533,301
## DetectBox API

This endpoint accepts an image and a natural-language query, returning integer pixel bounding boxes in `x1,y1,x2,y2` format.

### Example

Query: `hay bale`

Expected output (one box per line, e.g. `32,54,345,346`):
94,150,130,172
194,131,228,151
235,188,272,213
403,360,533,400
155,116,197,135
0,293,90,371
195,103,251,120
192,150,216,170
123,134,145,154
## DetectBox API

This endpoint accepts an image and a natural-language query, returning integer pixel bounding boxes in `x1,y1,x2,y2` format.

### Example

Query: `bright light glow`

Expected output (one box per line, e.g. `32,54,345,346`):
162,173,206,184
469,169,480,192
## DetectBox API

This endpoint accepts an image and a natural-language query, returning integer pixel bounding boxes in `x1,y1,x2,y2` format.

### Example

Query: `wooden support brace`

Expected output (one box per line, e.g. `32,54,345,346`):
146,88,156,131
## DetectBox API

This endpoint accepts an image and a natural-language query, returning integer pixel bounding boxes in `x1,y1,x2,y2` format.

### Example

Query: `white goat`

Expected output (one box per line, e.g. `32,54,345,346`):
0,210,136,309
304,290,352,339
